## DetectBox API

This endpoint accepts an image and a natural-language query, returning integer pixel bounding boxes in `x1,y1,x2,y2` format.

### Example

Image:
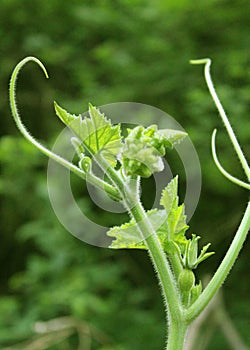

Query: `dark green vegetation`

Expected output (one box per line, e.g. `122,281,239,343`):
0,0,249,349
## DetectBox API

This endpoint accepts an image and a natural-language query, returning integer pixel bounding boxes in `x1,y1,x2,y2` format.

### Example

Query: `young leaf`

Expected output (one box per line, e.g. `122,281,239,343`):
157,129,188,149
196,243,215,266
54,102,122,166
107,209,166,249
121,126,187,177
160,176,179,214
121,125,164,177
181,235,214,269
190,281,202,305
167,204,189,243
107,177,189,251
160,176,189,244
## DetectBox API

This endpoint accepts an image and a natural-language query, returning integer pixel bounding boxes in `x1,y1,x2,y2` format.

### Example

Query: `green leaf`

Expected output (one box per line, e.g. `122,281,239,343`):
107,177,189,251
54,102,122,166
157,129,188,149
167,204,189,243
107,209,166,249
181,235,214,269
185,234,199,268
160,178,214,267
160,176,179,214
196,243,215,266
190,281,202,305
160,176,189,245
121,125,163,177
121,126,187,177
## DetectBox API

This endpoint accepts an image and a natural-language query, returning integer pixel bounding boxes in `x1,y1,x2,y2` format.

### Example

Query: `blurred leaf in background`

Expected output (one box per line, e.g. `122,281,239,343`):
0,0,249,348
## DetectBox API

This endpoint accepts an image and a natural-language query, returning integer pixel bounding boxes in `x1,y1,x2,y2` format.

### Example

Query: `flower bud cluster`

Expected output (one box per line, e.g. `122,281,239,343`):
122,125,169,177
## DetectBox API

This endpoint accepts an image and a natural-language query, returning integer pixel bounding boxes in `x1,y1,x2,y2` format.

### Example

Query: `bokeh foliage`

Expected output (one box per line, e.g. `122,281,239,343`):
0,0,249,348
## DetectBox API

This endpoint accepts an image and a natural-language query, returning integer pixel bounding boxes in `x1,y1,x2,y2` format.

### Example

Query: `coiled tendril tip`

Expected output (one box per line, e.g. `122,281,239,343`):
192,57,250,187
189,58,211,66
211,129,250,190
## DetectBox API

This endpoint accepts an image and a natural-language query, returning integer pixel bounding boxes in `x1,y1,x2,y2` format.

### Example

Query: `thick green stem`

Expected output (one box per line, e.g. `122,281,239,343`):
94,157,187,348
103,165,189,349
128,200,187,349
129,202,181,313
167,320,188,350
186,201,250,322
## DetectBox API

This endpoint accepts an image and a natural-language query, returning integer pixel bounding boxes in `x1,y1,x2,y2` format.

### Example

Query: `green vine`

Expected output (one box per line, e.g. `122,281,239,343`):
9,57,250,350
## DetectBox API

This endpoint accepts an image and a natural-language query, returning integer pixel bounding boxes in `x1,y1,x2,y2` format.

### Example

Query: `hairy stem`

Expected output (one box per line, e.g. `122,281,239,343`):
186,201,250,322
129,202,181,314
100,162,187,348
92,156,187,348
125,197,187,349
166,319,188,350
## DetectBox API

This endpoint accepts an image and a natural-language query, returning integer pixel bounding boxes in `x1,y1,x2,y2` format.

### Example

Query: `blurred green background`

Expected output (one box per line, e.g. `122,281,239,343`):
0,0,249,349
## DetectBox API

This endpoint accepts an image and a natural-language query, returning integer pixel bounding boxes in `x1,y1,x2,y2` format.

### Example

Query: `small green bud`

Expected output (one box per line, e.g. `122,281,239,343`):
121,125,186,178
190,281,202,305
178,269,195,292
188,235,199,265
184,235,199,269
183,234,214,269
136,164,152,178
79,156,91,172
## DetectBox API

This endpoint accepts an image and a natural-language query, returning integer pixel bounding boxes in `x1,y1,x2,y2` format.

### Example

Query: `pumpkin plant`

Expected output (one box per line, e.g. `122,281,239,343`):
9,57,250,349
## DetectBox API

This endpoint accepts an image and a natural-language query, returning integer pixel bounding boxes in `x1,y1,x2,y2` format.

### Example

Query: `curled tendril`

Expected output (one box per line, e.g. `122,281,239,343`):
212,130,250,190
9,56,86,179
9,56,121,200
190,58,250,189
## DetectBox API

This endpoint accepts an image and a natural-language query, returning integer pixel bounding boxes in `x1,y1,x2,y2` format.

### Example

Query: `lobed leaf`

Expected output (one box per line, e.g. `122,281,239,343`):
160,176,189,245
107,177,189,250
107,209,166,249
54,102,122,166
157,129,188,148
160,175,179,213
